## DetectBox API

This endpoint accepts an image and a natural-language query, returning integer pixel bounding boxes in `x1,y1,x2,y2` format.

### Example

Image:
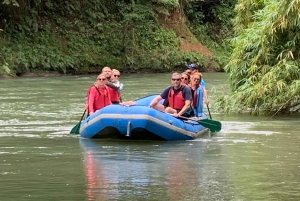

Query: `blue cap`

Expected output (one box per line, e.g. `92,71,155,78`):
187,63,198,69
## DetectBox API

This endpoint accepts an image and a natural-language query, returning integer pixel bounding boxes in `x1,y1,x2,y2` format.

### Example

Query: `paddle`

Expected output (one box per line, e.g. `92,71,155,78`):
70,110,86,135
207,105,212,119
178,116,222,133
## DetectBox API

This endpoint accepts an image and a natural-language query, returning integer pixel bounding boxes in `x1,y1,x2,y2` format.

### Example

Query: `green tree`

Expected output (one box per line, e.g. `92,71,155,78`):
222,0,300,115
0,0,234,76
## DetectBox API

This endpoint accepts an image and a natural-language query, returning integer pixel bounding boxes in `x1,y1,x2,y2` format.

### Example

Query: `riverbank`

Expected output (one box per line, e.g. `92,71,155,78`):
0,66,220,79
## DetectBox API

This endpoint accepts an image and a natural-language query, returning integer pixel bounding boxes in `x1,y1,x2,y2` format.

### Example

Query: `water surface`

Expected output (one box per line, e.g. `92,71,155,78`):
0,73,299,201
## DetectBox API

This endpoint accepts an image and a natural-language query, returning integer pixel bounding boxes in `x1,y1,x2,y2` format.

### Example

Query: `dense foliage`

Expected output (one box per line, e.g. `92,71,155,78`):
184,0,236,69
0,0,235,76
219,0,300,115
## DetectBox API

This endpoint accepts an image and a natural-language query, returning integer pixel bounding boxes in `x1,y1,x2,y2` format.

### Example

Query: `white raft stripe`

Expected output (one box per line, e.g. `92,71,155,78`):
80,114,203,137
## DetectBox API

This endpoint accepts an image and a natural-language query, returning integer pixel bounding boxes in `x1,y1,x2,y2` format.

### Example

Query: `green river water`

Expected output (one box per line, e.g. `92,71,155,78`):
0,73,299,201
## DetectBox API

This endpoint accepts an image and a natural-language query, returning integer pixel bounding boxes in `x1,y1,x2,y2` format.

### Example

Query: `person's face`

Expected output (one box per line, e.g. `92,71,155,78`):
171,75,181,87
102,68,112,79
96,76,107,85
181,75,189,85
112,72,120,80
192,76,201,85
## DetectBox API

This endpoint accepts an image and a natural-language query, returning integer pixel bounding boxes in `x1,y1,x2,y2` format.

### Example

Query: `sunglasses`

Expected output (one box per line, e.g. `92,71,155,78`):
194,78,200,82
97,78,106,81
114,75,120,77
172,78,181,81
181,77,188,81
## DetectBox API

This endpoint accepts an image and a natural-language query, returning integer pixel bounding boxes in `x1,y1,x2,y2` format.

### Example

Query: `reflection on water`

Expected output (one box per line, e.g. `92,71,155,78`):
80,139,215,200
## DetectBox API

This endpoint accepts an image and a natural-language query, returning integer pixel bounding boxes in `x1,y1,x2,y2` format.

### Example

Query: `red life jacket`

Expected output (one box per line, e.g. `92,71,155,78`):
89,86,111,113
192,89,197,108
107,87,120,103
167,86,185,110
85,85,93,104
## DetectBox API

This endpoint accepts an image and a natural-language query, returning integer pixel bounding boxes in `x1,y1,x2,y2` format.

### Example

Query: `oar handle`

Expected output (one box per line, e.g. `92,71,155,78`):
80,110,87,122
207,105,212,119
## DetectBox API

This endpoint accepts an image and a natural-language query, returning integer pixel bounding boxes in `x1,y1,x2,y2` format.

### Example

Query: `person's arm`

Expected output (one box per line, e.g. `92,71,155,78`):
149,87,169,108
106,87,112,105
84,87,91,110
177,100,191,116
200,79,209,104
119,82,123,92
88,87,97,114
149,95,163,108
175,86,192,116
203,87,209,105
194,87,203,117
201,79,206,88
106,81,119,91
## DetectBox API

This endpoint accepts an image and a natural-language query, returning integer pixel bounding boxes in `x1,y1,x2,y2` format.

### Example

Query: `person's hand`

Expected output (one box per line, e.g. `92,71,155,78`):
172,113,179,117
204,99,209,105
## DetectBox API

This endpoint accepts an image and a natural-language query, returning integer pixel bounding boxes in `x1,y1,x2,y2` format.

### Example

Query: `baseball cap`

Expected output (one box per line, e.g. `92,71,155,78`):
187,63,198,69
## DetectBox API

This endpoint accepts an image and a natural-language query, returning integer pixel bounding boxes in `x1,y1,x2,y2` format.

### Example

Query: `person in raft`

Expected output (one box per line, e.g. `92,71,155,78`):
107,69,123,104
149,72,193,117
101,66,112,80
84,66,123,109
180,72,190,86
87,74,112,115
84,66,111,110
185,63,206,87
189,72,209,119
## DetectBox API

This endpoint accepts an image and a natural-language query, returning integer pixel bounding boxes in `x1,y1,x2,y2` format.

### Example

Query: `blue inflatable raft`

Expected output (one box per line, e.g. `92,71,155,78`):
79,95,209,141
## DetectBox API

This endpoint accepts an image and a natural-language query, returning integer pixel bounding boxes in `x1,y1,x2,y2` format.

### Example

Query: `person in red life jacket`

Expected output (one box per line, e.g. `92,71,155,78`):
149,72,192,117
189,72,209,119
106,69,123,104
88,74,112,115
84,82,96,111
84,66,111,110
85,67,122,110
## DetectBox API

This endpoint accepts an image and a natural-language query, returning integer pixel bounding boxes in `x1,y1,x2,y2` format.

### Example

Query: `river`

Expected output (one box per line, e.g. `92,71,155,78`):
0,73,299,201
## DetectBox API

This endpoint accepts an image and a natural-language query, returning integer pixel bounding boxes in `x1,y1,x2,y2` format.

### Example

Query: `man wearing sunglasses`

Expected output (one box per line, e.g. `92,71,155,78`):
149,73,192,117
106,69,123,104
100,66,123,103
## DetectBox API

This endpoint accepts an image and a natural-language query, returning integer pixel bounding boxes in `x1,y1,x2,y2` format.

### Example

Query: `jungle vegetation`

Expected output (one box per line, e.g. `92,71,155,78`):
1,0,299,115
0,0,235,76
217,0,300,115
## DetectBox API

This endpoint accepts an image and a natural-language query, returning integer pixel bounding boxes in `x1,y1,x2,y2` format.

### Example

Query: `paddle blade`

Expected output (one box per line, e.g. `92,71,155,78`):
70,122,81,135
197,119,222,133
70,110,86,135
